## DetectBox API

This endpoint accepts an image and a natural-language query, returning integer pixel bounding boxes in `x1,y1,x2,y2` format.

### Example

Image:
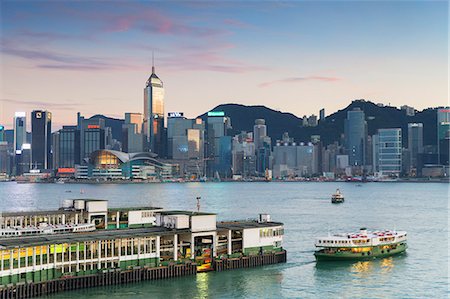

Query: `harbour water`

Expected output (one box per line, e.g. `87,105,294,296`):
0,182,448,298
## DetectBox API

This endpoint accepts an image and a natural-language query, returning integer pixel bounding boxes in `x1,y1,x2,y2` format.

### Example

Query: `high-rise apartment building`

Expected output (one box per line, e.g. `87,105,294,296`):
344,108,367,167
319,108,325,121
143,65,165,156
407,123,423,172
31,110,52,170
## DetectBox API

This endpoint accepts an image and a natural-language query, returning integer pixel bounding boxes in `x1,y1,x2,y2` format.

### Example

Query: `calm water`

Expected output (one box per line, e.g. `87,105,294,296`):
0,182,448,298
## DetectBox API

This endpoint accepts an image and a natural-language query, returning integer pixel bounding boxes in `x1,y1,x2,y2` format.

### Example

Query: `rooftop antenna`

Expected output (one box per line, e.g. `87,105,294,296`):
152,51,155,74
196,196,201,212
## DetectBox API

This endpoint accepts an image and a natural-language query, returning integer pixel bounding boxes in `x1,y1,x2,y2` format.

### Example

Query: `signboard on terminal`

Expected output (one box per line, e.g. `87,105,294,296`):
168,112,184,118
207,111,225,117
87,124,100,129
58,168,76,174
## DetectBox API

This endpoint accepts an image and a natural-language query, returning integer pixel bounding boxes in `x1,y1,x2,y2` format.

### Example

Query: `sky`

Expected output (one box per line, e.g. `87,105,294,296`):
0,0,448,130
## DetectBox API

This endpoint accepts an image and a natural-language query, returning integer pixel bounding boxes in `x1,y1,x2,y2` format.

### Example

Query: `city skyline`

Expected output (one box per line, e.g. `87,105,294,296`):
1,1,448,129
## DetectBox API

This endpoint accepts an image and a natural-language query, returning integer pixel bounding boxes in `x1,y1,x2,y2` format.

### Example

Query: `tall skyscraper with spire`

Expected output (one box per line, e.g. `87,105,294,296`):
143,56,165,156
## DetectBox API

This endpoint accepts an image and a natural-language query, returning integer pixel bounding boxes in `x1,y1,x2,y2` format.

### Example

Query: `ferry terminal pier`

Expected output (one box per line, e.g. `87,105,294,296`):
0,199,286,298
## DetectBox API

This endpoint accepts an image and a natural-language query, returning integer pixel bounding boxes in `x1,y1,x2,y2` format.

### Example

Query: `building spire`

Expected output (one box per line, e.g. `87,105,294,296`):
152,51,155,74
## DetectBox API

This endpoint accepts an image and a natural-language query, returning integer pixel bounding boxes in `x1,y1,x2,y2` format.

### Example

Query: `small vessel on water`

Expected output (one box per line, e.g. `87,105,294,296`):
331,189,344,203
314,228,407,261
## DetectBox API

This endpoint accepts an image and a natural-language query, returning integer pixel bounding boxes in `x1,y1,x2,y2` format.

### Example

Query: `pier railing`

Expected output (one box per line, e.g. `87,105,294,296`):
213,250,287,272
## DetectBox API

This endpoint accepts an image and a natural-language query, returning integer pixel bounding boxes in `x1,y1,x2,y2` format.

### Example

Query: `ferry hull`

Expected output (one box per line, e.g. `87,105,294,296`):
314,243,407,261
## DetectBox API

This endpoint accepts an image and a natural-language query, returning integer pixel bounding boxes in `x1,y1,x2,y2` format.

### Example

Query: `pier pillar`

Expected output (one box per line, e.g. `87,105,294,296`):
173,234,178,261
156,236,161,263
190,235,195,259
227,230,232,255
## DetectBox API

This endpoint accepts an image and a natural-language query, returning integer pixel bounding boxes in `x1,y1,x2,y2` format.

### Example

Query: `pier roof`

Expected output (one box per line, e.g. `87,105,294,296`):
0,227,190,249
159,210,216,216
217,221,283,230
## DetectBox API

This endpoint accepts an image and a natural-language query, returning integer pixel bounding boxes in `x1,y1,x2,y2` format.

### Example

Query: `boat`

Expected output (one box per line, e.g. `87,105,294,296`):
314,228,407,261
331,189,344,203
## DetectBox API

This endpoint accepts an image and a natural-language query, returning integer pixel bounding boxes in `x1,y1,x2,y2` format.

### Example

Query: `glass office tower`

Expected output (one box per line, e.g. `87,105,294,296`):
13,112,26,153
437,108,450,165
31,110,52,170
143,65,165,157
344,108,367,167
407,123,423,172
52,126,81,169
377,128,402,177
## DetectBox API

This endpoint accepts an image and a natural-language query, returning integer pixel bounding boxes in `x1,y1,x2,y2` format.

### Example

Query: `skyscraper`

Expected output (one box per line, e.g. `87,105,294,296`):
0,125,4,142
31,110,52,170
13,112,26,153
375,128,402,177
143,63,165,156
206,111,232,178
77,113,111,161
407,123,423,172
437,108,450,165
52,126,81,169
253,119,267,150
344,108,367,167
122,113,143,153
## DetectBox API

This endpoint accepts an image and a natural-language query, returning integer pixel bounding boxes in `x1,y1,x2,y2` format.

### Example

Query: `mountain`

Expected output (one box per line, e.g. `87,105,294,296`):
89,115,124,141
200,100,438,147
198,104,303,141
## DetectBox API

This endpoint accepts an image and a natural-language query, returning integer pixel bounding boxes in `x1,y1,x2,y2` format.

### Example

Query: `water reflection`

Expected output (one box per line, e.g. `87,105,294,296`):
351,261,374,276
196,273,209,299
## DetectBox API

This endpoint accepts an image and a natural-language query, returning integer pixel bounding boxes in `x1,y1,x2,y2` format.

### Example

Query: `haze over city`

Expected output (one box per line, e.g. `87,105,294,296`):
1,1,448,130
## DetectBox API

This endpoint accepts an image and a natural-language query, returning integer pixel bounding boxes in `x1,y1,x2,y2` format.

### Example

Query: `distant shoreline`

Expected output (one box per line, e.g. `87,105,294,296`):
3,179,449,184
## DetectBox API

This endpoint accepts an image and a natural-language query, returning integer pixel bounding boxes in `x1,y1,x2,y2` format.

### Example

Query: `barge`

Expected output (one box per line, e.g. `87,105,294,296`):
0,199,286,297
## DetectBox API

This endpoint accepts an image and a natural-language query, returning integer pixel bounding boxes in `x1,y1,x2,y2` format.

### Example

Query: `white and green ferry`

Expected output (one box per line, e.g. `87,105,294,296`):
314,228,407,261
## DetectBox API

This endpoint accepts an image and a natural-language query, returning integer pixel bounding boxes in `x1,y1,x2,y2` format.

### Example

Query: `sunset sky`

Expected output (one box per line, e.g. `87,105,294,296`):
0,1,448,130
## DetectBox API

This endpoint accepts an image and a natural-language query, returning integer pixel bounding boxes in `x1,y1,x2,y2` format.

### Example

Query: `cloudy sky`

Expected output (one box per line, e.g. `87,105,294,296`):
0,1,448,130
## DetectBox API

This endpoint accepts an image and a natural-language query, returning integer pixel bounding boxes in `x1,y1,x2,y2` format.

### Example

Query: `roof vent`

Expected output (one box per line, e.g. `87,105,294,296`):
259,214,271,223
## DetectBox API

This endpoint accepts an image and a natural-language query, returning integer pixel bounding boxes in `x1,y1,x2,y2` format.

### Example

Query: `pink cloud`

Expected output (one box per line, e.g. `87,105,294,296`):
259,76,342,87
